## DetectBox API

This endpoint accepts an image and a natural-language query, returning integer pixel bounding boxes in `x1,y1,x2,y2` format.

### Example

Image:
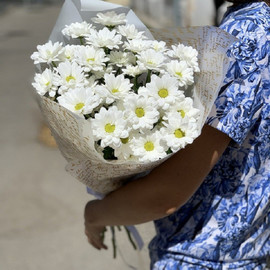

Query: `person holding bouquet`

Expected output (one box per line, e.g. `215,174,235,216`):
84,0,270,269
82,0,269,269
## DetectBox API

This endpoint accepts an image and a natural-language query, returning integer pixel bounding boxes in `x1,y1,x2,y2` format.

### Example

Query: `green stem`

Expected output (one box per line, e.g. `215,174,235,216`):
115,67,121,76
52,61,57,68
134,75,138,93
111,226,117,259
79,36,84,45
146,69,152,84
124,226,137,250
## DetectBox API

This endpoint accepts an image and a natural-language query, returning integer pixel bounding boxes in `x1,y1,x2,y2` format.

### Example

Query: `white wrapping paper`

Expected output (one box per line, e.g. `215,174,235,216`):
36,0,237,195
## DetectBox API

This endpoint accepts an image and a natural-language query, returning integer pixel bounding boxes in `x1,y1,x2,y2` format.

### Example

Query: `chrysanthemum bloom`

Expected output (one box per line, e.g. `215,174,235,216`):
151,40,167,53
85,75,98,88
86,28,122,50
122,65,144,77
123,94,159,132
62,21,93,39
54,61,86,94
166,60,194,88
108,51,136,67
57,87,102,116
95,73,132,104
124,39,152,54
32,68,58,97
137,49,166,72
114,135,134,160
31,41,65,65
117,24,145,40
74,46,109,72
161,114,199,152
164,97,200,122
91,106,129,148
144,74,184,110
63,45,81,62
131,132,167,162
167,44,200,72
92,11,126,27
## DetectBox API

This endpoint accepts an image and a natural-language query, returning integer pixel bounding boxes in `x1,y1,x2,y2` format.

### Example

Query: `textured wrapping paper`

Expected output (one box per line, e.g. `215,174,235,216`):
36,0,237,196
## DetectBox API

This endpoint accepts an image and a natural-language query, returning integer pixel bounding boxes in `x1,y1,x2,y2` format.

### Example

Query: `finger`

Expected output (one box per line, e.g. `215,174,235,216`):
88,238,101,250
85,229,108,250
88,236,108,250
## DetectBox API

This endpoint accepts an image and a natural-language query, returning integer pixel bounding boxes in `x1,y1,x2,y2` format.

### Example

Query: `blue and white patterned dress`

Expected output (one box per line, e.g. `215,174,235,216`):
149,2,270,269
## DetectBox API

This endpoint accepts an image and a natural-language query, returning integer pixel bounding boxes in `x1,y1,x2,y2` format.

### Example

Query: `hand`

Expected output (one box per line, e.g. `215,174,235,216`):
84,200,108,250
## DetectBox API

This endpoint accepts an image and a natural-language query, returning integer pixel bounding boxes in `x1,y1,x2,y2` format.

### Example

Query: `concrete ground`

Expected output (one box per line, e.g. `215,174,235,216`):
0,1,220,269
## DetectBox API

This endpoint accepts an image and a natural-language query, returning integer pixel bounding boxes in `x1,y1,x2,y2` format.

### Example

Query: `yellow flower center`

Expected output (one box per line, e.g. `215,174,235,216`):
174,129,185,138
178,109,185,118
74,103,85,111
45,81,50,86
135,107,145,118
105,123,115,133
158,88,169,98
175,72,182,78
87,58,95,62
147,60,153,65
121,137,129,144
112,88,119,93
66,75,75,82
144,141,154,151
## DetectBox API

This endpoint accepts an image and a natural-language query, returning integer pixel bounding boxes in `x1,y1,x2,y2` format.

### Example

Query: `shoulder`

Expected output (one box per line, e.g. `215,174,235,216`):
220,3,270,41
220,3,270,76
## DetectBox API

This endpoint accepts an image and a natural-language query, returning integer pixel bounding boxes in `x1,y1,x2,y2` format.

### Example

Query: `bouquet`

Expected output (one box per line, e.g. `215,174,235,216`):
32,11,201,162
31,0,237,260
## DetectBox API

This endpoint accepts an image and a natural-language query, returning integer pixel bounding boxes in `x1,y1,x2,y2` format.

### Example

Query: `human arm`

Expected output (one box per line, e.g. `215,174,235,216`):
84,124,231,247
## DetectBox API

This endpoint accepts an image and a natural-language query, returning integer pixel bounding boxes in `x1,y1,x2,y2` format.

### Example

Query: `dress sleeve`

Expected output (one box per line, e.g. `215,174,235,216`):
206,25,268,145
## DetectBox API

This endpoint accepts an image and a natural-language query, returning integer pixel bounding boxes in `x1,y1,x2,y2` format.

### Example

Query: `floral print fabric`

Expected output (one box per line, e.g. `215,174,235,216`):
149,2,270,269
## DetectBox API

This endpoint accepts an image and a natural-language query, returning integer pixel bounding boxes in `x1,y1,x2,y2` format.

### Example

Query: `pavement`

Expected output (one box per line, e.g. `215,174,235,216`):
0,1,220,269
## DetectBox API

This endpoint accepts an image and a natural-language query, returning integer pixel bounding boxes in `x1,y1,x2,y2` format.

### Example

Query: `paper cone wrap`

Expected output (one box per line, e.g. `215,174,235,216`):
35,0,237,195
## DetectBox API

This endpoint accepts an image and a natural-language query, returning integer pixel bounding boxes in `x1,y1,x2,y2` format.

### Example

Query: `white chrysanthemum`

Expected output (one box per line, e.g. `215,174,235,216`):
114,136,134,160
86,28,122,50
117,24,145,40
85,75,98,88
91,106,129,148
31,41,65,65
143,74,183,110
91,65,114,80
63,45,80,62
161,115,199,152
92,11,126,27
124,39,152,53
151,40,167,53
122,65,144,77
54,61,86,94
74,46,109,72
165,97,200,122
131,132,167,162
32,68,58,97
167,44,200,72
166,60,194,88
124,94,159,131
57,87,102,116
96,73,132,104
62,21,92,39
137,49,165,72
108,51,136,67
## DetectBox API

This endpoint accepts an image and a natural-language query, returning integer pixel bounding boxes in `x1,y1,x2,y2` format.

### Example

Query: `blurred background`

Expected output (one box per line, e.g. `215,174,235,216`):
0,0,229,269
